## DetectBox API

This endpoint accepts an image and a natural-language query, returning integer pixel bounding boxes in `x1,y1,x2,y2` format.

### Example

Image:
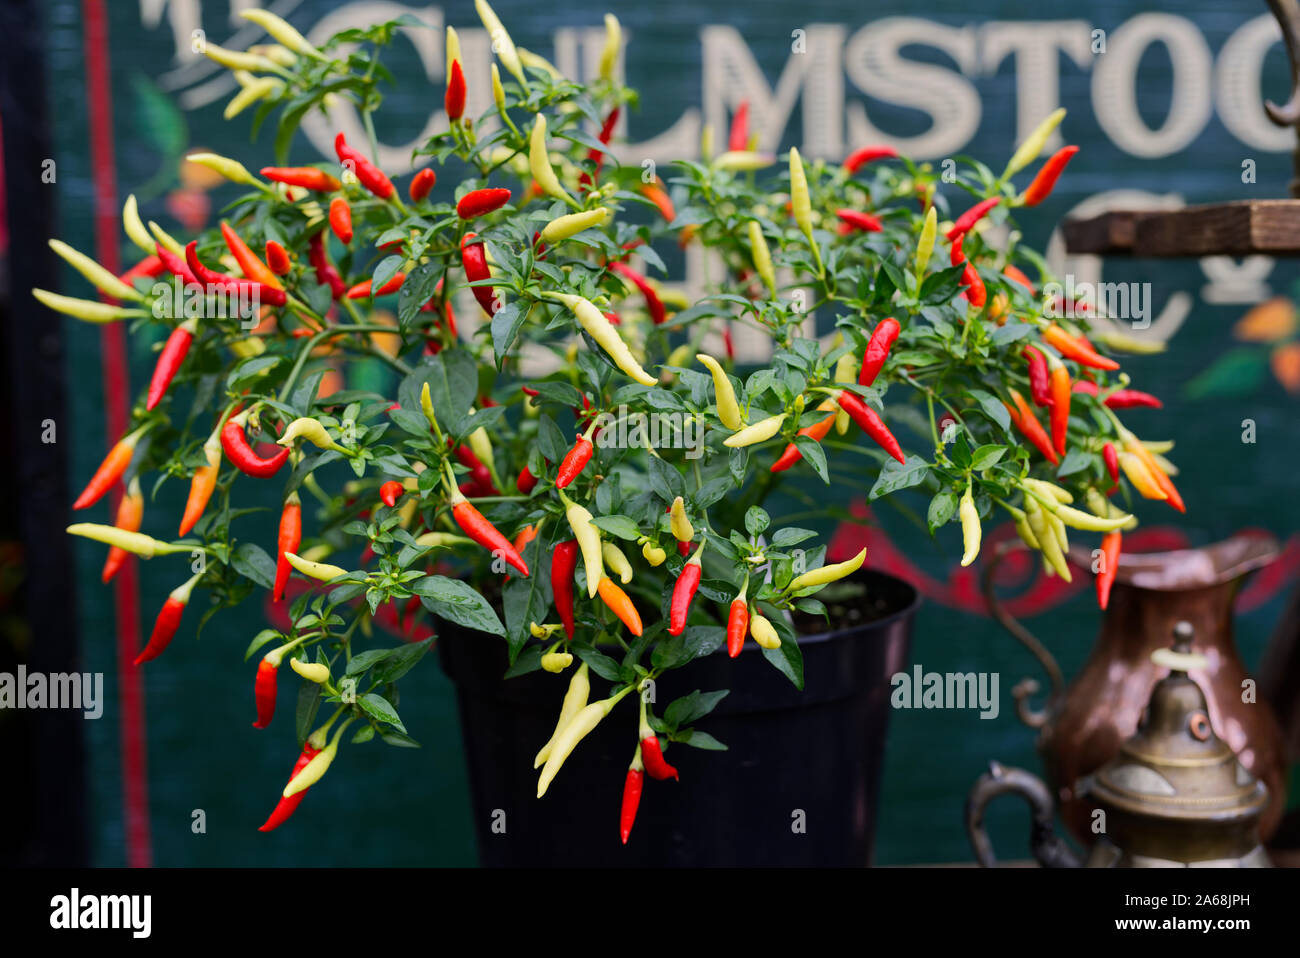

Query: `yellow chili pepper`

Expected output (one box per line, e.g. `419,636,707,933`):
541,207,609,244
420,382,439,431
148,220,185,257
199,42,280,74
283,721,353,797
1022,478,1073,505
468,426,496,477
491,64,507,114
446,26,462,84
747,220,777,296
283,551,350,582
1119,451,1167,500
1008,505,1039,550
1003,107,1066,179
696,353,744,430
277,417,350,454
517,47,563,80
48,240,142,302
1025,498,1071,581
122,195,154,255
544,291,655,386
641,540,667,566
601,542,633,584
789,146,812,238
240,8,320,57
723,413,787,448
788,547,867,591
750,614,781,650
915,205,937,275
534,662,589,768
713,150,774,171
537,689,631,797
541,652,574,673
1092,329,1166,355
669,496,694,544
832,350,857,435
289,658,330,684
33,289,146,324
598,13,621,81
185,152,262,188
475,0,527,87
66,523,189,558
224,76,280,119
529,115,568,202
959,484,981,567
561,492,603,598
1052,503,1133,532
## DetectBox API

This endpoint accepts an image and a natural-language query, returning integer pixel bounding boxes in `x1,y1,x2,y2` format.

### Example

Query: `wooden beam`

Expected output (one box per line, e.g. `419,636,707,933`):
1063,199,1300,257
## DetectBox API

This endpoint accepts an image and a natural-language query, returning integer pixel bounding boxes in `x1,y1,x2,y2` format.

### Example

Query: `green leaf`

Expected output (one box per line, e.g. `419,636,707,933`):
232,542,276,590
744,507,770,537
490,302,527,368
1055,447,1093,478
868,455,929,500
969,388,1011,432
793,434,830,483
502,536,549,662
1183,346,1269,400
770,527,816,547
414,576,505,636
663,689,729,730
759,612,804,689
574,647,623,681
651,626,724,670
991,322,1034,345
397,261,441,328
295,681,321,747
927,490,958,533
358,693,405,733
373,637,433,684
346,648,391,677
371,255,404,296
969,444,1007,471
674,729,728,750
244,628,281,661
591,514,641,539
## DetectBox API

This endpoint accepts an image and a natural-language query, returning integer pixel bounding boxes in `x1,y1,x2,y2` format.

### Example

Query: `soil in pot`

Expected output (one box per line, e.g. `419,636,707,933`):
438,568,919,867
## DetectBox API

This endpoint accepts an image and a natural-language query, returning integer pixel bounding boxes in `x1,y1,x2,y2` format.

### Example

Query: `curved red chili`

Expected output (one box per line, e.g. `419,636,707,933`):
726,598,749,658
307,231,346,299
843,145,898,173
551,540,579,639
346,272,406,299
135,574,200,665
946,197,1000,240
728,100,750,152
836,390,905,463
555,435,594,489
640,735,679,781
668,552,703,636
1103,442,1120,484
1103,388,1162,410
328,197,353,244
620,765,644,845
265,241,291,275
517,464,539,494
334,132,395,199
858,317,899,387
461,232,500,317
445,59,467,122
451,494,529,576
1023,146,1079,207
379,480,405,508
260,166,341,192
221,411,290,478
273,495,302,603
1023,346,1052,407
409,167,437,202
259,743,321,832
836,209,883,233
456,187,512,219
252,658,278,729
609,261,665,325
145,319,196,410
155,242,200,286
1048,362,1071,455
185,241,287,307
1096,531,1122,610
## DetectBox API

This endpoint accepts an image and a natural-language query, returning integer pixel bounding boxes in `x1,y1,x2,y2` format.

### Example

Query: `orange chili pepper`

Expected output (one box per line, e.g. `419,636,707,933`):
1005,390,1059,465
597,576,643,636
220,221,282,290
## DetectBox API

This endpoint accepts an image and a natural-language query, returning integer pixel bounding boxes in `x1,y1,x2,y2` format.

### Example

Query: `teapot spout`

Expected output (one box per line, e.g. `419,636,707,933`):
966,762,1083,868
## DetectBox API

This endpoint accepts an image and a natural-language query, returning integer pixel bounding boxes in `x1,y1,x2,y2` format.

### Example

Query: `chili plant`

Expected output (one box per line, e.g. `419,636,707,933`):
45,6,1183,840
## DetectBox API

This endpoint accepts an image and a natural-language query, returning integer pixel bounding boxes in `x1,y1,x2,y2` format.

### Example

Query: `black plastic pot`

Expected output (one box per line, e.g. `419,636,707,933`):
438,568,919,867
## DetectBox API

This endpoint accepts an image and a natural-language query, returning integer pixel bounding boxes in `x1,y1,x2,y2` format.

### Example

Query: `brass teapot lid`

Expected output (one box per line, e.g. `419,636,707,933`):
1088,622,1268,825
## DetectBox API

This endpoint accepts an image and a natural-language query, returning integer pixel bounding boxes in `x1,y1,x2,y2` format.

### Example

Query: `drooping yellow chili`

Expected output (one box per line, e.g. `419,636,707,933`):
48,240,143,302
67,523,190,558
959,483,981,567
598,13,621,81
561,491,603,598
283,720,354,797
1003,108,1066,179
789,146,812,237
289,658,331,684
185,151,262,187
537,687,632,797
278,417,350,454
529,115,568,202
787,547,867,592
915,205,937,275
696,353,743,430
601,542,633,584
541,207,609,244
33,289,147,324
475,0,527,86
283,551,350,582
669,496,694,544
750,614,781,650
534,661,589,768
240,8,320,57
544,291,656,386
723,413,787,448
747,220,777,296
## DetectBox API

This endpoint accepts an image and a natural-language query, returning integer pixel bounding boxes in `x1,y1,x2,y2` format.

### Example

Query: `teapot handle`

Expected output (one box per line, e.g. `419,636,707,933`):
965,761,1082,868
981,540,1065,729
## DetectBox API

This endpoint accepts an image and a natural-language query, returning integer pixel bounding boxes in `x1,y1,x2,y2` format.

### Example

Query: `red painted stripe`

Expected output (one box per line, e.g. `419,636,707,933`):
82,0,152,868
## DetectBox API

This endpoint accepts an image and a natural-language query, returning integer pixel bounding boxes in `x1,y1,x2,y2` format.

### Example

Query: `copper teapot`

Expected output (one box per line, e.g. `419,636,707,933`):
967,623,1271,867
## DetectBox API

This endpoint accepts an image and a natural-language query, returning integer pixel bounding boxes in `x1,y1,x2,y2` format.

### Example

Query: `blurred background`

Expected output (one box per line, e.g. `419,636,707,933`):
1,0,1298,866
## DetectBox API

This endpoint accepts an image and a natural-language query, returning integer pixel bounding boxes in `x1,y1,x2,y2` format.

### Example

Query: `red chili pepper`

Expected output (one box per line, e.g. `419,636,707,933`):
1023,346,1052,407
185,242,287,307
580,108,622,190
555,429,596,489
551,540,579,639
456,187,512,219
451,492,529,576
516,464,539,494
728,100,750,152
640,181,675,222
265,241,291,275
1004,390,1059,465
836,209,884,233
260,166,341,192
221,221,283,291
346,272,406,299
445,58,467,122
451,440,495,491
609,262,665,325
843,144,898,173
119,255,165,284
1103,389,1162,409
334,132,395,199
101,478,144,583
726,598,749,658
409,167,437,202
328,197,353,244
461,232,500,317
1043,324,1120,371
1048,360,1071,456
771,411,837,473
379,480,404,508
273,494,302,603
1022,145,1079,207
221,411,290,478
259,743,322,832
73,427,145,510
135,575,199,665
669,547,704,635
836,390,905,463
1103,442,1120,484
620,762,644,845
859,317,900,387
155,242,200,286
946,197,1000,240
640,735,679,781
145,319,196,410
1003,264,1037,295
307,230,346,299
252,658,278,729
1096,531,1121,610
